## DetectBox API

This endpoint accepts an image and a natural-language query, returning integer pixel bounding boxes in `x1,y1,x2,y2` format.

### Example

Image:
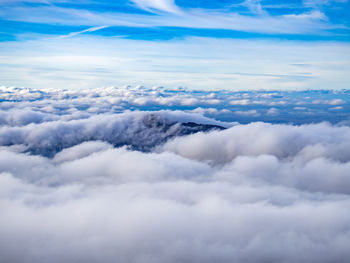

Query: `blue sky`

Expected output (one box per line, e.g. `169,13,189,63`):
0,0,350,90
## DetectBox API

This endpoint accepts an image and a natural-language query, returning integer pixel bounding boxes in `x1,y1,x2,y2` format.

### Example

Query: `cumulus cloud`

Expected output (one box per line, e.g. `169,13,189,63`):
161,122,350,193
1,86,348,125
234,109,261,117
0,87,350,262
230,99,251,105
266,107,279,116
1,130,350,262
312,98,346,105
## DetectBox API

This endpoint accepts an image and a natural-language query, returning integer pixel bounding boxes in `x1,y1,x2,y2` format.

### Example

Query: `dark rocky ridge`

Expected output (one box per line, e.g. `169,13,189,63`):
122,114,225,152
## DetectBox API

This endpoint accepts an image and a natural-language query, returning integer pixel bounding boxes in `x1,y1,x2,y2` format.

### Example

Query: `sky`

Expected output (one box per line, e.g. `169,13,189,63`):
2,2,350,261
0,0,350,89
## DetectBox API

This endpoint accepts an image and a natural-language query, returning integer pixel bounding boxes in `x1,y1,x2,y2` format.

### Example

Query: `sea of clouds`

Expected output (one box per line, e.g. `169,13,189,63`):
1,86,350,263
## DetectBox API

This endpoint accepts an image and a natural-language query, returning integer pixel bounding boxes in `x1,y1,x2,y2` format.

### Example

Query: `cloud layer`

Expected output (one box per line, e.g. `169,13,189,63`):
1,86,349,124
1,87,350,262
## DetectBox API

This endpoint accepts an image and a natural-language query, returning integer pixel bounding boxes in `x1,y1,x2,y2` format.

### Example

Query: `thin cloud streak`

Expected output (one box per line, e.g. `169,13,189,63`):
59,25,110,39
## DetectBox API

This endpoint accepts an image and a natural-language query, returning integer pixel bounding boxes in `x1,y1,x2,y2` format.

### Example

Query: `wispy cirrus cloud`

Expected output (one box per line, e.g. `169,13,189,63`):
130,0,182,14
303,0,348,8
59,25,109,38
0,0,346,35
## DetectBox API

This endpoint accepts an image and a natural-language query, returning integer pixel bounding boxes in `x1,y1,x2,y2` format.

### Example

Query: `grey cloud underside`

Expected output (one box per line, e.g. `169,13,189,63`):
1,86,350,263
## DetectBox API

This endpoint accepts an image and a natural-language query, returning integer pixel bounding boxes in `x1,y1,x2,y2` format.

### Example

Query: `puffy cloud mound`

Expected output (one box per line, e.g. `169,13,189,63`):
161,122,350,194
0,86,350,263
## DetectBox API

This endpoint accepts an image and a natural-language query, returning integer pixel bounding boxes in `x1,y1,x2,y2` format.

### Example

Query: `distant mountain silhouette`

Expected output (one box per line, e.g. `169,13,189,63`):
23,113,225,157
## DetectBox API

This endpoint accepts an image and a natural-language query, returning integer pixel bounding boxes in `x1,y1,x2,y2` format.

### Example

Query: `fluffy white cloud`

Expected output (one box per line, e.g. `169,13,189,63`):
266,107,279,116
1,135,350,262
312,98,345,105
0,87,350,262
1,86,348,126
234,109,261,117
